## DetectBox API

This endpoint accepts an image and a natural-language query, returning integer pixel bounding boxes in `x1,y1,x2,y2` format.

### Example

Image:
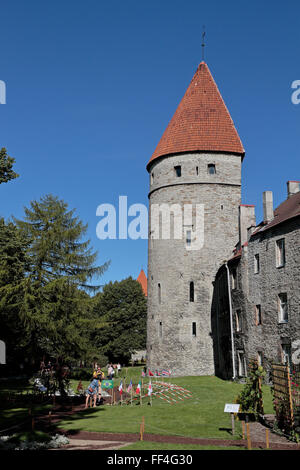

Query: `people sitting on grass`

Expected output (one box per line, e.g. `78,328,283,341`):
85,377,99,408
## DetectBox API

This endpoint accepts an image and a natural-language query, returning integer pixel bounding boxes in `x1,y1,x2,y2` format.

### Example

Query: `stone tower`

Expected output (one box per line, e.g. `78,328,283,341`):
146,61,245,376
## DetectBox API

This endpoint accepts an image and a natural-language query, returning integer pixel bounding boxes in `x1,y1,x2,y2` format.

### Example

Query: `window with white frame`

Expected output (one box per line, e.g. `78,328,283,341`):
276,239,286,268
254,254,260,274
278,293,288,323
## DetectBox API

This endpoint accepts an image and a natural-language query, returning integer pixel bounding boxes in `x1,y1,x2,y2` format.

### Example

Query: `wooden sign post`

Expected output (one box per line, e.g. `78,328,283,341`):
266,428,270,449
246,422,251,450
224,404,240,436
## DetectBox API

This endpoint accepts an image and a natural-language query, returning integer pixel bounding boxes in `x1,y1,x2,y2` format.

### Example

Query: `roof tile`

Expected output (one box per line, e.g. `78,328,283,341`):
147,61,244,170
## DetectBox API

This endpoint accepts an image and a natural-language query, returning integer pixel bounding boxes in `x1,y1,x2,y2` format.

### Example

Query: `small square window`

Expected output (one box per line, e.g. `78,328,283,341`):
208,164,216,175
174,165,181,177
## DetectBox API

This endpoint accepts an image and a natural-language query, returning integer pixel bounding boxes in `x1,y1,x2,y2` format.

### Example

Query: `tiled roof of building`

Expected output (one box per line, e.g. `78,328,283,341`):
252,191,300,236
137,269,147,297
147,61,244,170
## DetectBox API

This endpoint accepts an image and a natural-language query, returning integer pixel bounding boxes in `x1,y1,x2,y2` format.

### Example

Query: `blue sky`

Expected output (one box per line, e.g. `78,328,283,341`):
0,0,299,287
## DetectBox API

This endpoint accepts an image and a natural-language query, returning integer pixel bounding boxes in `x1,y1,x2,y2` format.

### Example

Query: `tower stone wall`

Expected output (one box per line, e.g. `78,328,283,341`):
147,152,242,375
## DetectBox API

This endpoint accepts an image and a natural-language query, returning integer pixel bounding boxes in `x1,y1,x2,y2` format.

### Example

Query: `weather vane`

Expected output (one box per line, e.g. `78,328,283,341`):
202,26,206,61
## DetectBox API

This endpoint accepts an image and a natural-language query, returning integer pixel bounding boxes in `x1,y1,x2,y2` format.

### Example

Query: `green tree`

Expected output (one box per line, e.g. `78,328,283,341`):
0,148,19,184
14,194,110,365
93,277,147,363
0,219,29,365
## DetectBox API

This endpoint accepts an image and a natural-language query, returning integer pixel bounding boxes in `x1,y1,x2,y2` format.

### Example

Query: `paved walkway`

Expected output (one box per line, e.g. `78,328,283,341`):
53,439,131,450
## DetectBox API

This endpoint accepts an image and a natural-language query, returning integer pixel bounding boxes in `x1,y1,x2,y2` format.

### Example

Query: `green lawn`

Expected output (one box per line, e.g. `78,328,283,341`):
0,371,275,442
59,375,274,440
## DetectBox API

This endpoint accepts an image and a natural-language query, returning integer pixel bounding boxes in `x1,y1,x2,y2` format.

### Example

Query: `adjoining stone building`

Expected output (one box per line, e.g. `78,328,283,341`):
213,182,300,380
145,59,300,378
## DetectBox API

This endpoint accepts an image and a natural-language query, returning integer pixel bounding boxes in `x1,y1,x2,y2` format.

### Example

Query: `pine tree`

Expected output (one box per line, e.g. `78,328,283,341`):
0,219,29,363
14,194,110,363
0,148,19,184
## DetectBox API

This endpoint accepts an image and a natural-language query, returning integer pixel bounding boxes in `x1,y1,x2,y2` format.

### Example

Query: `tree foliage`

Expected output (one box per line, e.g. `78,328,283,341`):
93,277,147,363
0,148,19,184
0,194,110,368
0,219,29,360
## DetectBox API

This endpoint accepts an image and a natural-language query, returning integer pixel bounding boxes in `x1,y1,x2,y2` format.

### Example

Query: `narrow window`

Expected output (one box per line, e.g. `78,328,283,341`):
254,254,260,274
257,351,263,366
255,305,262,325
278,293,288,323
231,268,237,289
276,239,286,267
158,283,161,304
151,172,154,184
208,164,216,175
196,166,199,175
186,230,191,247
189,282,194,302
174,165,181,177
159,321,162,338
192,322,196,337
235,309,242,332
238,351,246,377
282,344,291,365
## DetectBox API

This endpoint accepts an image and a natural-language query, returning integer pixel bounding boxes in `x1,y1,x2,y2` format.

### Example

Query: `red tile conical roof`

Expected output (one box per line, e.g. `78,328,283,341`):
147,61,244,170
137,269,147,297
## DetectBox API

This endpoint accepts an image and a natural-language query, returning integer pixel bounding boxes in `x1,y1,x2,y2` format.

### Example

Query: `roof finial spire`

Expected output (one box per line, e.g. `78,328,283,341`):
201,26,206,62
